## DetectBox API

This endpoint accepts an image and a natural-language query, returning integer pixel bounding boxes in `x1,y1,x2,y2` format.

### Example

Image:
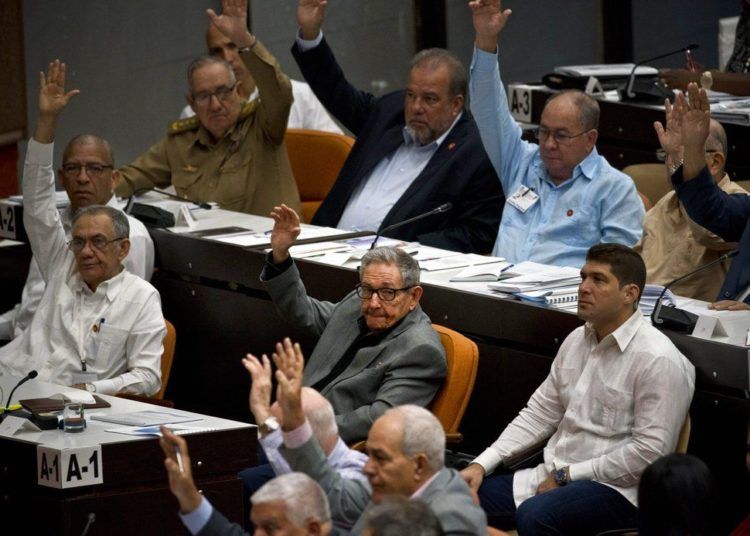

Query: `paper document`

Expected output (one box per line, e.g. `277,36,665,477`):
421,254,506,272
91,410,203,427
106,424,218,437
450,262,514,282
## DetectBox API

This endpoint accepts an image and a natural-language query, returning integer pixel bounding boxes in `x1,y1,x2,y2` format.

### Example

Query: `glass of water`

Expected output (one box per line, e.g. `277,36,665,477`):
63,403,85,433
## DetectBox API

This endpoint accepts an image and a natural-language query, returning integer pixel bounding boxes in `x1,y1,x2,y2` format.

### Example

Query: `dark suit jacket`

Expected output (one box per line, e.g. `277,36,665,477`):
262,261,447,443
673,166,750,301
292,38,503,254
280,436,487,535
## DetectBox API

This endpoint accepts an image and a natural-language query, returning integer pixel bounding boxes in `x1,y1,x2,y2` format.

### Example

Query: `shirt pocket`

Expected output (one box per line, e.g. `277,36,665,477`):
90,324,129,368
591,382,634,434
557,205,600,247
217,151,254,208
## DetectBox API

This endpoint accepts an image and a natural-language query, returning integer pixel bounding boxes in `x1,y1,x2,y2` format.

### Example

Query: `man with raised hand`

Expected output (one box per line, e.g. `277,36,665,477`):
261,204,446,443
116,0,301,217
290,0,502,253
271,338,487,535
469,0,644,267
0,60,164,397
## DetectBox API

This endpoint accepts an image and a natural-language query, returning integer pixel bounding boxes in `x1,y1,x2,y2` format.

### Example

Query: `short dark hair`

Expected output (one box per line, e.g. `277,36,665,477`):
62,134,114,166
409,48,467,99
363,497,443,536
638,454,718,536
585,243,646,302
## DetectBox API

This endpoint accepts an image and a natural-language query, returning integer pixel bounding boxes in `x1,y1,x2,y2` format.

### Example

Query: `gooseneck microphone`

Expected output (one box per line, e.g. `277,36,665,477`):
370,203,453,249
1,370,38,421
621,43,700,102
124,187,212,213
651,249,738,332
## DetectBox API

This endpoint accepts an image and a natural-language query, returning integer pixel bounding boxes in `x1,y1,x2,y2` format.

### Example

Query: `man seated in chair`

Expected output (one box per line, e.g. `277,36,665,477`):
261,204,446,443
271,338,487,535
0,60,165,397
291,0,502,254
634,114,747,301
460,243,695,534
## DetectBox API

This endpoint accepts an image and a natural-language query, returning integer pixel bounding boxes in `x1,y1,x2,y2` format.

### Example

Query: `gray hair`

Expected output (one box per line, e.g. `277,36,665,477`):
388,405,445,472
410,48,467,99
302,387,339,445
251,472,331,527
363,496,443,536
360,247,420,287
62,134,114,166
187,55,236,91
72,205,130,242
547,90,600,130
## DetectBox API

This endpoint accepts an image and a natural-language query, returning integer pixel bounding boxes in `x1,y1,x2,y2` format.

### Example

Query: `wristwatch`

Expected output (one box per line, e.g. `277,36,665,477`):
85,383,97,393
552,466,570,487
258,416,279,436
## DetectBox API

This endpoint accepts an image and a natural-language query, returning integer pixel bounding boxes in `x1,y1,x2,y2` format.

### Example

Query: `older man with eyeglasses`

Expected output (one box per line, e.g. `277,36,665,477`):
0,60,165,397
259,204,446,443
468,0,644,268
114,0,301,217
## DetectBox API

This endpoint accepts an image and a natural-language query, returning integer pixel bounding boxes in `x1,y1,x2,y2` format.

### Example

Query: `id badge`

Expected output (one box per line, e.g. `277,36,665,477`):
71,372,99,385
507,185,539,213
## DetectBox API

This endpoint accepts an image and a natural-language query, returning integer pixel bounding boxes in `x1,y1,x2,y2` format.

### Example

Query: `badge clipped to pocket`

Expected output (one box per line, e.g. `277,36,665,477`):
507,185,539,213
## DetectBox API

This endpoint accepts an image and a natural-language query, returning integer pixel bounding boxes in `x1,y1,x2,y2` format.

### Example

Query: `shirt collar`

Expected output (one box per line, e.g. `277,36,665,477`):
411,470,440,499
402,111,463,148
584,309,643,352
71,266,128,301
533,146,599,185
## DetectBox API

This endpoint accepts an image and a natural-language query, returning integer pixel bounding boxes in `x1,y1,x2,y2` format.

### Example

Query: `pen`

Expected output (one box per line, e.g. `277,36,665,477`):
175,444,185,473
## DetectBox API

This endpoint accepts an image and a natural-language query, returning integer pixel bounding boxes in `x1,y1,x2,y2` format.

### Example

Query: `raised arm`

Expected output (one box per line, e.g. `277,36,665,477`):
23,60,80,282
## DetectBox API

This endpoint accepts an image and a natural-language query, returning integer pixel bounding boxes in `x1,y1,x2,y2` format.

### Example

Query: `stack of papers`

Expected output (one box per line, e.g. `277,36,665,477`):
450,261,514,282
488,265,581,294
640,284,677,316
710,98,750,126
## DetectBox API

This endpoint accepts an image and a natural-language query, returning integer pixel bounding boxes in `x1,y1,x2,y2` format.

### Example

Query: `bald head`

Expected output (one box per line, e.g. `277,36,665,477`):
271,388,339,454
706,119,728,179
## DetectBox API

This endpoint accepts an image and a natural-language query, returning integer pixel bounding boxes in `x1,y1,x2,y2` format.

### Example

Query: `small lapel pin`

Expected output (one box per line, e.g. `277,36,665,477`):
566,209,574,217
447,142,456,151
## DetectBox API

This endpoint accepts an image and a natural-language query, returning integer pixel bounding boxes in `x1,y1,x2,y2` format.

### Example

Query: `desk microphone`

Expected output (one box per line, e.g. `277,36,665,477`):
370,203,452,249
651,249,738,332
1,370,38,421
621,43,700,103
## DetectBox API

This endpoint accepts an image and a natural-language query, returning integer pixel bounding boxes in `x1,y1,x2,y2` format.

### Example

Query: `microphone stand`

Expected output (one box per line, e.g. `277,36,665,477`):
621,43,699,102
370,203,452,249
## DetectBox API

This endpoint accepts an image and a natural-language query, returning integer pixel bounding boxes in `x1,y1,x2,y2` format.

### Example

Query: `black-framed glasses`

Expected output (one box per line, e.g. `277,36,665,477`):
61,163,113,179
533,127,591,145
67,236,125,253
192,83,237,107
355,283,414,301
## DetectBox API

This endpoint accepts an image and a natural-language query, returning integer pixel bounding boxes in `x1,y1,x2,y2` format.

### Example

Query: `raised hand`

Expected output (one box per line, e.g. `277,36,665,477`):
269,204,301,264
272,338,306,431
653,96,684,164
241,353,273,424
34,60,80,144
159,426,202,514
469,0,512,52
681,83,710,149
297,0,328,40
207,0,254,48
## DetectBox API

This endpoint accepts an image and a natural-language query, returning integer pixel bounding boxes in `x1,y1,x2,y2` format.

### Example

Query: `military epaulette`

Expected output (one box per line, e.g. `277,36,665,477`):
168,115,201,135
239,98,260,120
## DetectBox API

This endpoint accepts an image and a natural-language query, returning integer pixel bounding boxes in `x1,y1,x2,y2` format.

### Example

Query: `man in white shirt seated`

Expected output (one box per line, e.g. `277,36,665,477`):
179,21,342,135
460,243,695,534
0,139,154,343
0,60,165,397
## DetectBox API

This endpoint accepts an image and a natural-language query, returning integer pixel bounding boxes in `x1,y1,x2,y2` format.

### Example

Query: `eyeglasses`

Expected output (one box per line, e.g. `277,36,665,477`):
67,236,125,253
192,83,237,107
534,127,591,145
355,284,414,301
62,163,113,179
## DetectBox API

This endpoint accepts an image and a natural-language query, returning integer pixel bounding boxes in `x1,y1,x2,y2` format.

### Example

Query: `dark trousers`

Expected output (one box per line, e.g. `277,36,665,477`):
478,473,638,535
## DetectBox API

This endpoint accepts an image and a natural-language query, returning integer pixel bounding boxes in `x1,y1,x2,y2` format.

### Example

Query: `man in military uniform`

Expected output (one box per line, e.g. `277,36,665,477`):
115,0,301,216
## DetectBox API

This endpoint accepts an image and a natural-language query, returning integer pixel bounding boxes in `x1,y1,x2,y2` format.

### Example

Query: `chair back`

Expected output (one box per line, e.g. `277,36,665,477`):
285,128,355,223
622,163,671,206
429,324,479,436
154,320,177,400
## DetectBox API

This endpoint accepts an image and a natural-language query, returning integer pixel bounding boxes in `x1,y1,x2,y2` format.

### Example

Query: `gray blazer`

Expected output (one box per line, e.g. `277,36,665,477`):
281,436,487,535
262,261,447,442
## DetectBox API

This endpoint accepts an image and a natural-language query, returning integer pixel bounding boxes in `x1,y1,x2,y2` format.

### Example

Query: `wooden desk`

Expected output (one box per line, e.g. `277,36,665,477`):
0,377,256,536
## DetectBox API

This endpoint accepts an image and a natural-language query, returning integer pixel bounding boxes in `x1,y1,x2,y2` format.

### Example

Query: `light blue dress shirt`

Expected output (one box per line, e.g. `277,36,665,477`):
469,47,644,267
179,496,213,535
